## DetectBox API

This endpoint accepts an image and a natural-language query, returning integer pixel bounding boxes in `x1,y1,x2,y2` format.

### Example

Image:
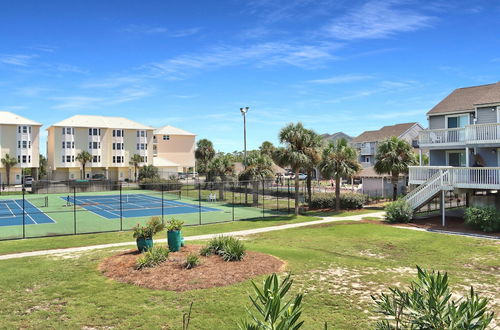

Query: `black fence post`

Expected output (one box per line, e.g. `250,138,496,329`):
287,179,290,214
73,186,77,234
276,181,279,212
161,184,165,225
262,180,265,218
119,183,123,231
22,188,26,239
198,183,202,225
232,182,235,221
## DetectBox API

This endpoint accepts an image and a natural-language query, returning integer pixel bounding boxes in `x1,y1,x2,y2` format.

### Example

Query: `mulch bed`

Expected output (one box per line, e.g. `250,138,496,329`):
99,245,285,291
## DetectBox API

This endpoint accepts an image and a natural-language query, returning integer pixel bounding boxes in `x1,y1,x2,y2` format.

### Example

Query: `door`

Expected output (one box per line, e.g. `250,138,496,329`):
446,115,468,142
447,151,466,167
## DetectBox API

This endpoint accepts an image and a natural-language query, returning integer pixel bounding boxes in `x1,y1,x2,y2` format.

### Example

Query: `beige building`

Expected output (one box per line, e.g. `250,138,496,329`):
0,111,41,185
153,125,196,177
47,115,154,181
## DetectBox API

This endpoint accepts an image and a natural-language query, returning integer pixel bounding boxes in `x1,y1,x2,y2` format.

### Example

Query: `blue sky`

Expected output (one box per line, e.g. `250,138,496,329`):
1,0,499,154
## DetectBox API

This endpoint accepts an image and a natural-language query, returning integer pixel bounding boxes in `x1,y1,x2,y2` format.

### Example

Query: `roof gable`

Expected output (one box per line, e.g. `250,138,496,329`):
351,122,419,143
0,111,41,126
49,115,153,130
154,125,196,136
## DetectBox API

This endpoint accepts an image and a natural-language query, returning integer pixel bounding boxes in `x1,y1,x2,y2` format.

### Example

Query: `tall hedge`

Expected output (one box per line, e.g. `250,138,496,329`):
309,192,366,210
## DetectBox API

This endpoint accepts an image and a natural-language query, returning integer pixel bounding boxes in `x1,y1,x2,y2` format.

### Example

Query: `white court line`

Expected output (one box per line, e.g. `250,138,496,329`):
13,200,38,224
0,201,16,218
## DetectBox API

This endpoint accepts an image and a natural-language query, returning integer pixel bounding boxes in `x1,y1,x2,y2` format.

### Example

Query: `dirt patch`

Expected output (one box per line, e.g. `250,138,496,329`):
99,245,285,291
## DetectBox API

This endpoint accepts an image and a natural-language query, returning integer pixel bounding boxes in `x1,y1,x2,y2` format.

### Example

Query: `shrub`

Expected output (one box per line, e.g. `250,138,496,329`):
203,236,246,261
372,266,493,329
384,199,413,223
166,218,184,232
239,273,304,329
185,254,201,269
220,237,246,262
135,245,169,270
465,207,500,233
309,192,366,210
132,217,165,239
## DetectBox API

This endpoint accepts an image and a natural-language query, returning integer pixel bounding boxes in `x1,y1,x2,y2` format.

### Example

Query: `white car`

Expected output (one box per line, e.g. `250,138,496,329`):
291,173,307,180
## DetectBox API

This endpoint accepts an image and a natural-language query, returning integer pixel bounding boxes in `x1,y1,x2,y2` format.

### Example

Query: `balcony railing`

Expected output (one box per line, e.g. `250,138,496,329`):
359,146,374,155
409,166,500,189
419,123,500,147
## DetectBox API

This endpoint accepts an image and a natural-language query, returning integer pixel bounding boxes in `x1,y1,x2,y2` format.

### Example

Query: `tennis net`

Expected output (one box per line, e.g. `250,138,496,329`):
0,196,48,208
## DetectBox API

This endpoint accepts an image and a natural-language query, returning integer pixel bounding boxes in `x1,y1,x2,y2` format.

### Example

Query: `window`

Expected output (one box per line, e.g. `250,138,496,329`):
112,130,116,137
112,156,116,163
89,142,92,149
29,141,31,148
66,127,72,134
136,143,139,150
88,128,92,135
18,156,20,162
66,142,71,148
92,142,98,149
62,128,65,135
22,141,27,149
163,135,170,140
62,156,65,163
144,156,147,162
93,155,98,163
93,128,98,136
72,142,74,148
141,131,145,137
121,143,124,149
29,126,31,134
22,126,27,133
18,141,21,148
140,143,145,150
22,155,27,163
447,151,466,167
28,155,31,163
112,143,116,150
136,131,140,137
18,126,21,133
66,155,71,163
446,114,469,128
72,155,75,162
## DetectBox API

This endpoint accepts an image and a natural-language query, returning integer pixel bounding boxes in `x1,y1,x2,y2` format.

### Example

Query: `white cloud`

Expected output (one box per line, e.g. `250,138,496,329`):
325,0,433,40
307,74,373,84
52,96,102,110
119,24,200,37
0,54,37,66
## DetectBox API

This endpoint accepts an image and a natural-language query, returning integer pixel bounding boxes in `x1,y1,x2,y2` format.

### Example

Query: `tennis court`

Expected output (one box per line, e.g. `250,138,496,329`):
62,193,220,219
0,197,54,227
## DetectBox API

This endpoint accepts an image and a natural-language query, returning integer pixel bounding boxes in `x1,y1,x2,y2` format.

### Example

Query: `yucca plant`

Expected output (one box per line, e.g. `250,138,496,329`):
184,254,201,269
372,266,493,329
135,245,169,270
220,237,246,262
239,273,304,330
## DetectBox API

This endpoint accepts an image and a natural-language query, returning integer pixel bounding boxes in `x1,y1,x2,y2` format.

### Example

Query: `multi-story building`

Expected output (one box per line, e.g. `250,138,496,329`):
153,125,196,177
47,115,154,181
408,82,500,212
0,111,41,185
351,122,423,197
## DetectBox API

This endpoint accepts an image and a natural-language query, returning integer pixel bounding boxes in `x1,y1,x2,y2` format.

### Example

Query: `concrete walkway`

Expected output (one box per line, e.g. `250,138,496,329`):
0,211,384,261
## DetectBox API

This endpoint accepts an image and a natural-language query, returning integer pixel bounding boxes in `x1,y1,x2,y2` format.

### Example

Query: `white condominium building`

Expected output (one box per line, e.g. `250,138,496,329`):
0,111,41,185
46,115,154,181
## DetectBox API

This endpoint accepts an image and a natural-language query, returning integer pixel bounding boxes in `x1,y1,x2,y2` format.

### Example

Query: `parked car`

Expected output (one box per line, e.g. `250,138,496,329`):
91,174,106,180
293,173,307,180
23,176,33,187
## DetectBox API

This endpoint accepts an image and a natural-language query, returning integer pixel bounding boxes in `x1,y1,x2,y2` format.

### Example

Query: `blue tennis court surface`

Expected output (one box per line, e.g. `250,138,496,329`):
0,199,55,226
62,193,220,219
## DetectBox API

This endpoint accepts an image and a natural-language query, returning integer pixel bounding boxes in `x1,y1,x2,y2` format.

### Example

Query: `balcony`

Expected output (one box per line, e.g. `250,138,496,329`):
359,145,374,155
409,166,500,189
419,123,500,148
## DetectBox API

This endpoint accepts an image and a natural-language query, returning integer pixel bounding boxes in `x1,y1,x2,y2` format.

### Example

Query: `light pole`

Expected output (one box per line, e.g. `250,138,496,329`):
240,107,249,167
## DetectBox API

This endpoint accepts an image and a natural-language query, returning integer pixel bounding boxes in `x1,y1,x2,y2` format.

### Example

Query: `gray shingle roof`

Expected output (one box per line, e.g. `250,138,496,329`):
428,82,500,115
351,123,418,143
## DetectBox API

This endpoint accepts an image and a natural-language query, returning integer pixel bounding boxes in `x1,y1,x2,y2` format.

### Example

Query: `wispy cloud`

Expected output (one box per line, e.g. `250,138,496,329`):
146,42,340,79
52,96,103,110
81,76,143,89
369,109,425,119
0,54,37,66
119,24,200,37
324,0,433,40
307,74,373,84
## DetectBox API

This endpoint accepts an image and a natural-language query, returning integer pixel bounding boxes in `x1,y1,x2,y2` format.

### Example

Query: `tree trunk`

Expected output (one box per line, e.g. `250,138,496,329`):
244,181,248,205
392,173,398,201
219,177,225,201
252,180,259,206
82,164,86,179
6,166,10,186
335,175,341,211
135,166,138,182
294,168,300,215
306,169,312,205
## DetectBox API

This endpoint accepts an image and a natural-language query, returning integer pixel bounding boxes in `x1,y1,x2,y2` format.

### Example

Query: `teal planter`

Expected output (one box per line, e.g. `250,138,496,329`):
136,237,153,252
180,231,185,247
167,230,182,252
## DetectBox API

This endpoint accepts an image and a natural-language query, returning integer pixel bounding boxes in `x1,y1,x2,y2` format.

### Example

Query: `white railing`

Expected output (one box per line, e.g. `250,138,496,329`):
405,170,449,210
466,123,500,144
409,166,500,189
419,123,500,146
418,128,465,146
360,146,373,155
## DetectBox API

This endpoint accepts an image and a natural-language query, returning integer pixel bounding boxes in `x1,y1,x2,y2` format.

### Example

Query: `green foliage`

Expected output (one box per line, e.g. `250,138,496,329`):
135,245,169,270
385,199,413,223
199,246,213,257
203,236,246,261
185,254,201,269
372,266,493,329
132,217,165,239
1,154,18,185
465,207,500,233
138,164,159,181
166,218,184,232
239,273,304,330
309,192,366,210
195,139,216,174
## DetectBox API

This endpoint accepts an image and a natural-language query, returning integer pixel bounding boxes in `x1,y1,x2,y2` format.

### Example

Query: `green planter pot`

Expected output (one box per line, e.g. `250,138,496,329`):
180,231,185,247
167,230,182,252
136,237,153,252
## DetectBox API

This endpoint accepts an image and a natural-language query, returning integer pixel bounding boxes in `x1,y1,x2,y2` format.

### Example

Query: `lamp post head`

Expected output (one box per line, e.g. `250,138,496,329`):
240,107,249,115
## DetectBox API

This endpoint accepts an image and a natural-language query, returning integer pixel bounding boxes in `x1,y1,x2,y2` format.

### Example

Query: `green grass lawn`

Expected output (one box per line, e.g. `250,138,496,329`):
0,221,498,329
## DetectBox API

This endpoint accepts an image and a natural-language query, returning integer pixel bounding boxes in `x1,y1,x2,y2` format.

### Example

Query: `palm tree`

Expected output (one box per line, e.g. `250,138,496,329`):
207,154,235,200
319,139,362,210
195,139,215,175
276,122,313,215
129,154,143,182
303,130,323,205
38,154,48,179
374,137,417,201
76,151,92,179
259,141,276,158
138,164,160,181
239,152,274,206
1,154,18,186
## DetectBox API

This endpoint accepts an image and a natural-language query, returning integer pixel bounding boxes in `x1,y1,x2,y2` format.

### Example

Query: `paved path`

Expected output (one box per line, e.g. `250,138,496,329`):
0,211,384,261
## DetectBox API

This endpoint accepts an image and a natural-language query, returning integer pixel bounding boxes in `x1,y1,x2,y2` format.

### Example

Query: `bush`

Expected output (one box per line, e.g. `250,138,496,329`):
372,266,493,329
185,254,201,269
132,217,165,239
135,245,169,270
465,207,500,233
138,177,182,191
166,218,184,232
384,199,413,223
203,236,246,261
309,192,366,210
